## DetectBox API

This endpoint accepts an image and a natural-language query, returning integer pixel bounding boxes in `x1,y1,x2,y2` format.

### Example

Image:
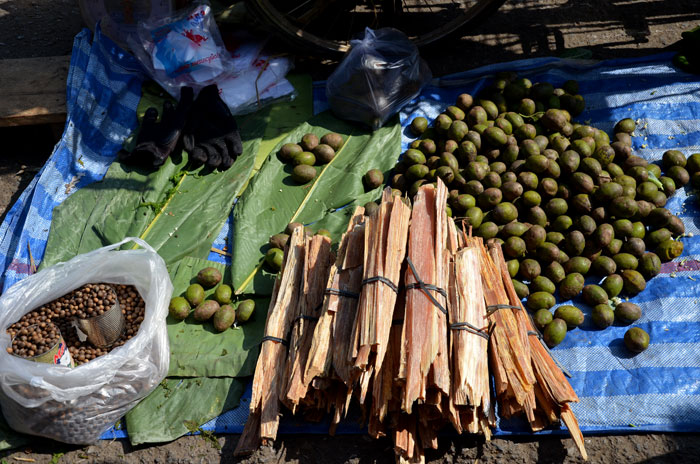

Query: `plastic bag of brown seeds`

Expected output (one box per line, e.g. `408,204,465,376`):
0,237,172,444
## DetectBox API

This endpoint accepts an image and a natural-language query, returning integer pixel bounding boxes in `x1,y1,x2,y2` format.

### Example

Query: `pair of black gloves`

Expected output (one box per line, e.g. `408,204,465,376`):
120,84,243,170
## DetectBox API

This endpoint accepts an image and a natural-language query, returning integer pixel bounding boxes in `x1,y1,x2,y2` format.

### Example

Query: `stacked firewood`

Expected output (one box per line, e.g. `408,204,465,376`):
235,182,587,462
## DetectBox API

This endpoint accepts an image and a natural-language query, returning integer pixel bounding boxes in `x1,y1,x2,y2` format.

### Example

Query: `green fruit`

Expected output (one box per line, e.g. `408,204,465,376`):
504,236,527,258
502,181,524,202
615,302,642,325
213,304,236,332
613,253,639,271
406,164,429,181
185,283,205,306
465,207,484,229
169,297,190,321
538,177,559,197
582,284,609,306
507,259,520,278
527,292,556,311
321,133,344,151
521,140,541,158
570,194,591,214
520,259,542,281
543,261,566,284
512,279,530,299
214,284,233,305
564,256,591,275
493,202,518,224
622,237,646,258
404,149,427,165
593,145,616,166
554,305,584,329
410,117,428,135
522,190,542,207
605,238,623,256
523,225,546,251
435,114,452,133
546,231,565,246
531,275,556,294
631,221,646,238
300,132,319,151
478,188,503,209
667,165,690,187
621,270,646,295
279,143,303,161
484,126,508,146
292,164,317,184
647,228,672,248
648,208,672,228
446,105,466,121
440,152,460,172
656,239,684,262
448,120,469,141
667,215,685,236
236,299,256,322
194,300,220,322
593,223,615,248
477,222,499,240
577,216,597,236
265,248,284,271
571,172,594,194
624,327,650,353
543,319,567,348
592,304,615,329
456,93,474,111
456,194,476,212
313,144,336,164
550,215,573,232
662,149,686,169
541,109,568,132
533,309,553,329
545,198,568,217
419,139,437,155
363,169,384,190
364,201,379,216
639,252,662,279
537,242,561,263
612,219,634,239
610,197,639,219
592,256,617,276
628,165,650,184
467,106,488,126
686,153,700,173
614,118,635,134
559,273,585,300
196,267,222,288
559,150,580,175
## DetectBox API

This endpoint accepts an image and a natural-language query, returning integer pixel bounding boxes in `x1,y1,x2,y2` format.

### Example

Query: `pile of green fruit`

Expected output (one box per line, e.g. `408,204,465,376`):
397,72,689,352
169,266,255,332
278,132,344,184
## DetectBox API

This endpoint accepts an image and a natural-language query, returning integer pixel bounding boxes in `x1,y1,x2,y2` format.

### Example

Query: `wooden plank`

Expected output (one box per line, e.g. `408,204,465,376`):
0,56,70,127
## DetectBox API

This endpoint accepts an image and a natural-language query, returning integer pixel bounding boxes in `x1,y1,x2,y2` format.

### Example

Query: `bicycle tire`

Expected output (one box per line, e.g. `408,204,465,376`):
245,0,507,57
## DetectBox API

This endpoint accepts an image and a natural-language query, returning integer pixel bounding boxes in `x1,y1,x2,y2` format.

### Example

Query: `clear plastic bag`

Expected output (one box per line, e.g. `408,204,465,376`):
0,238,172,444
129,2,234,96
326,27,432,130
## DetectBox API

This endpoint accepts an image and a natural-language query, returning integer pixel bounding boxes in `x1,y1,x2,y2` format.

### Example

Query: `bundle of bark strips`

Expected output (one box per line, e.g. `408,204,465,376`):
235,182,586,462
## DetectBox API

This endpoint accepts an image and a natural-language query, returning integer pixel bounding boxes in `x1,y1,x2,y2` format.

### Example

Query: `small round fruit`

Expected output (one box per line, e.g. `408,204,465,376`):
185,283,205,306
543,318,567,348
313,144,336,164
624,327,650,353
321,133,343,150
265,248,284,271
197,267,222,288
363,169,384,190
269,233,289,250
533,309,553,330
592,304,615,329
300,133,320,151
615,302,642,324
293,151,316,166
410,117,428,135
213,305,236,332
236,299,256,322
279,143,302,161
193,300,220,322
169,297,190,321
292,164,317,183
214,284,233,305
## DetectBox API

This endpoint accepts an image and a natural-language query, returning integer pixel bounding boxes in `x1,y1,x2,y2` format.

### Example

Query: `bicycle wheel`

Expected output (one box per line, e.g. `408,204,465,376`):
245,0,507,57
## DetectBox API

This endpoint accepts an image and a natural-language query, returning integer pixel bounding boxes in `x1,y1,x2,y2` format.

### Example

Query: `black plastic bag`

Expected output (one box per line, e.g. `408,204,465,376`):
326,28,432,130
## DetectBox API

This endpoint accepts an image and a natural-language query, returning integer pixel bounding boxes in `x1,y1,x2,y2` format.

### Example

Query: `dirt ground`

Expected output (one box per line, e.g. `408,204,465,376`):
1,0,700,462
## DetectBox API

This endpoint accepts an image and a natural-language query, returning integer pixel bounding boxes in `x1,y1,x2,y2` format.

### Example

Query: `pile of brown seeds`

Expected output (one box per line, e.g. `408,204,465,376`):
6,283,146,365
8,322,61,358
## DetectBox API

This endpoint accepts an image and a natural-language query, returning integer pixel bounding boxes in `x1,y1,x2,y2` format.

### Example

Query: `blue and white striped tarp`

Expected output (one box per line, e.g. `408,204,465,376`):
2,28,700,438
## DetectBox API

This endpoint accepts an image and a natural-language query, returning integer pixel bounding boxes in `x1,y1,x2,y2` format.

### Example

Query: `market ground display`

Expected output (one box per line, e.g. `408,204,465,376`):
1,0,700,464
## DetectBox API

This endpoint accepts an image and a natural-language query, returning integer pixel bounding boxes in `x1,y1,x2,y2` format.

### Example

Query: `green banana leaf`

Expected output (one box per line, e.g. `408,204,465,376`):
231,113,401,295
40,75,312,270
125,376,245,445
167,256,268,377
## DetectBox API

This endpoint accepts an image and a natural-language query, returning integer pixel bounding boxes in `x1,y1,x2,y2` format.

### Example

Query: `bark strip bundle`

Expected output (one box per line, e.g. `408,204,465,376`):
236,181,587,461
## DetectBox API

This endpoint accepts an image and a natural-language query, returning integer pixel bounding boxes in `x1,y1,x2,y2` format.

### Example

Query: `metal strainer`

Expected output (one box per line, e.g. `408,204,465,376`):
75,286,125,348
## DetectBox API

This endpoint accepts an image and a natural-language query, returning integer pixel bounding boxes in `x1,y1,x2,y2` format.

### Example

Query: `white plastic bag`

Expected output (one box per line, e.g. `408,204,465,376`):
0,238,172,444
129,2,233,95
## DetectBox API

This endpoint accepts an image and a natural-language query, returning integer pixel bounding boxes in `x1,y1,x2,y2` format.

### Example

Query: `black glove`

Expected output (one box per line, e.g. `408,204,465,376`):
119,86,194,168
183,84,243,170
